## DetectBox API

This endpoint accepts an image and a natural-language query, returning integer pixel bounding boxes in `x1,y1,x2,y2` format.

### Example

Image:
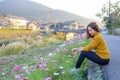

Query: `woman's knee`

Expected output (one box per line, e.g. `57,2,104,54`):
81,51,88,55
81,51,96,59
80,51,88,57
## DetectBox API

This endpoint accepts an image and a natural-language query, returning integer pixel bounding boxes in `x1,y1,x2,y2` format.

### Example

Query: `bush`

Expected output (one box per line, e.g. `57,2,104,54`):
112,28,120,35
0,41,29,56
56,32,64,41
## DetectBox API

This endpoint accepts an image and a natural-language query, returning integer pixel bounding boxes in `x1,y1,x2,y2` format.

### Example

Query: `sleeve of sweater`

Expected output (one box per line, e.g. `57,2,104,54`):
83,35,102,51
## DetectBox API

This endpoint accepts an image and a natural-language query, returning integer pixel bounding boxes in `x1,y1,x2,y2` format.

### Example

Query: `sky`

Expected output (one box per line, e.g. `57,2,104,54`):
31,0,119,21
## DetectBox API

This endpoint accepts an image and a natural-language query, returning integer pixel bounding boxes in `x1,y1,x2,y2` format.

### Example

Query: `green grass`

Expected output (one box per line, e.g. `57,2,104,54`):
92,66,103,80
0,32,90,80
23,39,89,80
0,42,60,80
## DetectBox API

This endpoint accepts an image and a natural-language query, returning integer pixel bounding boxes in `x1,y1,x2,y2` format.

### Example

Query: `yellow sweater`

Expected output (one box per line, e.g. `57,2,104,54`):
83,32,110,59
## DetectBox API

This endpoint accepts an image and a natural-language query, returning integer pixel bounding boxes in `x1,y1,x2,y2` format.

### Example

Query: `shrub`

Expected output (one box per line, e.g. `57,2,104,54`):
112,28,120,35
0,41,29,56
55,32,64,41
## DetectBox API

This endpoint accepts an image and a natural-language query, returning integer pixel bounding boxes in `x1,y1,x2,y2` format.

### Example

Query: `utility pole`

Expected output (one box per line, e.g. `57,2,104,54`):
108,0,112,33
47,11,50,23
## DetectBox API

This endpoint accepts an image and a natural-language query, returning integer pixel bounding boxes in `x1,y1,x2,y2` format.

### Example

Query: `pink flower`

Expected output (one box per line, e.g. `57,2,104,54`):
25,69,30,74
77,35,82,42
13,65,21,72
45,77,52,80
63,48,68,53
69,40,74,44
22,78,28,80
15,74,21,80
36,61,48,69
38,62,47,69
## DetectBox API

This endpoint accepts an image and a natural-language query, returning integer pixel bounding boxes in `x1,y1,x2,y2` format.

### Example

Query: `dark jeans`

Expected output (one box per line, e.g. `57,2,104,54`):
75,51,110,68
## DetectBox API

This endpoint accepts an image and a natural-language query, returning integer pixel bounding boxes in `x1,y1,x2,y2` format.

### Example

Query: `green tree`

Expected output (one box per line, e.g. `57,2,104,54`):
96,1,120,30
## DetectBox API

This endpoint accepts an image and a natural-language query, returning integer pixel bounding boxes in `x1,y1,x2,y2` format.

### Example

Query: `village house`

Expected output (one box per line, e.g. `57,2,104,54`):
40,23,55,33
0,15,39,31
55,20,82,41
55,20,80,30
0,15,9,28
26,21,40,31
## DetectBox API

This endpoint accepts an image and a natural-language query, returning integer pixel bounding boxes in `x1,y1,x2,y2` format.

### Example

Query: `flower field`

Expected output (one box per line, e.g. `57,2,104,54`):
0,29,89,80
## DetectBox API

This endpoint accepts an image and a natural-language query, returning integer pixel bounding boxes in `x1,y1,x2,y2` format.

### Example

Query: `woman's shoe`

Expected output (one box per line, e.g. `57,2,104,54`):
70,67,79,73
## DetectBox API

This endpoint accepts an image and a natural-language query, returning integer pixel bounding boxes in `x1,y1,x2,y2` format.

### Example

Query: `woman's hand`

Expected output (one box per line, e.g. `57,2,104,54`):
72,48,79,53
72,47,83,53
77,47,83,52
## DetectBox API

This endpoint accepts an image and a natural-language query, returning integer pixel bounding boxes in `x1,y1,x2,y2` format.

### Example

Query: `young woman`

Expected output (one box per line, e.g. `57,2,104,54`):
71,22,110,72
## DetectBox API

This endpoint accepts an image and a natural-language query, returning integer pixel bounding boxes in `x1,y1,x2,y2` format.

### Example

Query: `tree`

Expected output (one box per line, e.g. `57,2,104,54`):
96,1,120,30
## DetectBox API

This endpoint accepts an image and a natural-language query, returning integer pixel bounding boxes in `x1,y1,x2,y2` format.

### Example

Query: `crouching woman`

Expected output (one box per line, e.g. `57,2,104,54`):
71,22,110,72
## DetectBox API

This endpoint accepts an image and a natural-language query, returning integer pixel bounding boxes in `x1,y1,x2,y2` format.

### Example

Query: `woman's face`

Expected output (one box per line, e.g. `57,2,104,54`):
88,26,97,36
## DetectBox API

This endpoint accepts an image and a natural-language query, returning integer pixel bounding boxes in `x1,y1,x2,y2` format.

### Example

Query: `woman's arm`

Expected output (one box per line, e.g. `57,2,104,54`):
83,35,102,51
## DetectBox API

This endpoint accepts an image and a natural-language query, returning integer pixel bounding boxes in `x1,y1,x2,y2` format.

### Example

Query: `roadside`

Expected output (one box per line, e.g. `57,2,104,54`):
101,34,120,80
88,34,120,80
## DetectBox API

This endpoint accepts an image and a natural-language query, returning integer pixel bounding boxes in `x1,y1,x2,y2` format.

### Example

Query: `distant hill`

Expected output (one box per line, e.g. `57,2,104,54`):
0,0,103,26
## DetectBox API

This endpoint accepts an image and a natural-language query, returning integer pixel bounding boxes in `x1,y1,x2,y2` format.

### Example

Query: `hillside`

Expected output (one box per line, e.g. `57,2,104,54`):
0,0,103,26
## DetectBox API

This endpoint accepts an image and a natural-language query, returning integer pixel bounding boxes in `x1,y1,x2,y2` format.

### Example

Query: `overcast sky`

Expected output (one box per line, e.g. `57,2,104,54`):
31,0,119,21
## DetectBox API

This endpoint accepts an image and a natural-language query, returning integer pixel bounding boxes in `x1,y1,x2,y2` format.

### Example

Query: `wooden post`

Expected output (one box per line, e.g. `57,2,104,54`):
64,32,66,41
64,28,68,41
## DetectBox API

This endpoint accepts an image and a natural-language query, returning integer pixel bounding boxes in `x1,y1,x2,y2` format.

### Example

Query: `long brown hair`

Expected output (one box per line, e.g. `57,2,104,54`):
86,22,100,39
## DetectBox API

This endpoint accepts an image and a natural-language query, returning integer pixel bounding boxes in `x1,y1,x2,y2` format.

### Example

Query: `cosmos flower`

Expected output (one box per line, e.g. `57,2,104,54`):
15,74,21,80
25,69,30,74
59,66,64,69
53,72,59,76
22,78,28,80
45,77,52,80
13,65,21,72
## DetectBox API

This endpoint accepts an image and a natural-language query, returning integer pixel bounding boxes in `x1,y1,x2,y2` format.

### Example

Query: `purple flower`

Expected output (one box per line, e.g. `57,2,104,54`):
36,61,48,69
25,69,30,74
45,77,52,80
69,40,74,44
13,65,21,72
15,74,21,80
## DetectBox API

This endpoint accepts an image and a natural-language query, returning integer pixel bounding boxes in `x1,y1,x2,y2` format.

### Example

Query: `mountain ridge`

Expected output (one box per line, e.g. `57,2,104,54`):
0,0,103,26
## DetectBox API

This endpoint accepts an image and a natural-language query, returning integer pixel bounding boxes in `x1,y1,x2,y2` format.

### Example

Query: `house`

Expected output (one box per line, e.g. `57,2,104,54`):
63,20,79,29
0,15,10,28
26,21,40,31
0,15,39,31
55,20,80,30
0,15,27,29
40,23,55,33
